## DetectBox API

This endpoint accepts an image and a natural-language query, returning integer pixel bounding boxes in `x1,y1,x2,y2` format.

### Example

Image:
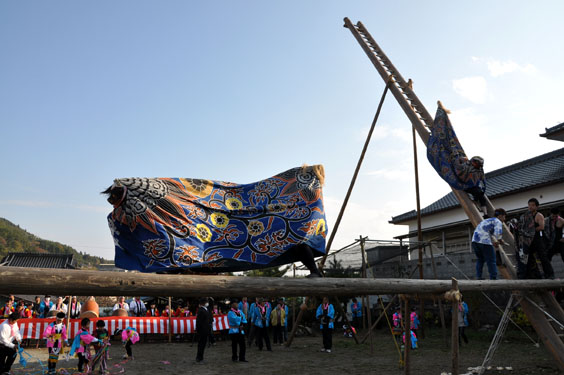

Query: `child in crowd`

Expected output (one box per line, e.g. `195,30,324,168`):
93,320,110,374
70,318,99,373
121,326,139,360
43,312,69,375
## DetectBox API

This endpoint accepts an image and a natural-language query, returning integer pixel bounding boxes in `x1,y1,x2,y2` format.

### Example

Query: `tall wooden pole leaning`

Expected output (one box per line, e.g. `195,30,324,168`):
360,236,374,353
287,81,391,348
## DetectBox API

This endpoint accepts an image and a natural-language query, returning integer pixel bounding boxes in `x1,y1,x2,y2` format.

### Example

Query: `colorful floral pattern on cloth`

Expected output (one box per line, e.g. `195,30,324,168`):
426,106,485,192
107,165,327,272
121,327,140,344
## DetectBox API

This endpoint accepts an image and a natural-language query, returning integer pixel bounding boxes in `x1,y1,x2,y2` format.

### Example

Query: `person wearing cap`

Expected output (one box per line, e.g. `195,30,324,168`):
471,208,507,280
228,299,247,362
0,312,22,374
43,311,69,375
195,297,210,364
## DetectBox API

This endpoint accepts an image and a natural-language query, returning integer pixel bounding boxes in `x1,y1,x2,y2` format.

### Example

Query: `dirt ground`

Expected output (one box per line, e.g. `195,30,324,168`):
8,328,562,375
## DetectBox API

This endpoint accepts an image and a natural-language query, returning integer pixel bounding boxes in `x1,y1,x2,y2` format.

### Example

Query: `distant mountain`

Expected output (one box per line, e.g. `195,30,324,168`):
0,217,109,267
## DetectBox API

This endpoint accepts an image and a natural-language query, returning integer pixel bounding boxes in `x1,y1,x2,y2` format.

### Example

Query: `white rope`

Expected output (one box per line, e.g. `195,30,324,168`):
477,294,516,375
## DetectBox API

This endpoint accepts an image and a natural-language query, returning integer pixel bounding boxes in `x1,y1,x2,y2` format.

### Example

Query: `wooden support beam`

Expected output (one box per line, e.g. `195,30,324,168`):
1,267,563,297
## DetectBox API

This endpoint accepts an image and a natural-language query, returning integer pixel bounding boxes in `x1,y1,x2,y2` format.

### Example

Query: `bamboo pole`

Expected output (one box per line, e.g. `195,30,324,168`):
1,267,563,297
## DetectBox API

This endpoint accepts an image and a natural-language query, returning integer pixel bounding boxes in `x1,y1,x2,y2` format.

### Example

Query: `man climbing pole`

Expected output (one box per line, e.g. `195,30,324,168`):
426,104,487,216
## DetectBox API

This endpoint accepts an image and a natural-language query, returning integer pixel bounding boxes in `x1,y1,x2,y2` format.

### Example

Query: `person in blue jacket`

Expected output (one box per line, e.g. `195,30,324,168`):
228,299,247,362
316,297,335,353
253,298,272,351
458,297,469,344
350,298,362,329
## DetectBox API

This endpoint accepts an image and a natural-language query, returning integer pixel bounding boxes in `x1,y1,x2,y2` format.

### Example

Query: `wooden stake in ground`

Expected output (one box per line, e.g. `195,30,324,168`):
429,244,448,347
449,278,460,375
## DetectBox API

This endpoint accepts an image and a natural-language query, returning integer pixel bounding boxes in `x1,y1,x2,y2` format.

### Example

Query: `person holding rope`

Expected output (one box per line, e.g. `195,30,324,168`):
43,311,69,375
0,312,22,375
316,297,335,353
70,317,100,373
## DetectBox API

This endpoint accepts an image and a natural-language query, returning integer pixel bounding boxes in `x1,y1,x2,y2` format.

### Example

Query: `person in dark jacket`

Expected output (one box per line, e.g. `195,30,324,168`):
195,298,210,364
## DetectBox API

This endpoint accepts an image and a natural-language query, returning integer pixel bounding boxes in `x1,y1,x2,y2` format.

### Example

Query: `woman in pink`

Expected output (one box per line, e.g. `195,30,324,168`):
70,318,99,373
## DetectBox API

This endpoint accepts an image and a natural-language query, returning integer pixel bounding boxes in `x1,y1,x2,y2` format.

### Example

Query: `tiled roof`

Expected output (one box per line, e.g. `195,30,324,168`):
0,253,76,269
540,122,564,141
391,147,564,223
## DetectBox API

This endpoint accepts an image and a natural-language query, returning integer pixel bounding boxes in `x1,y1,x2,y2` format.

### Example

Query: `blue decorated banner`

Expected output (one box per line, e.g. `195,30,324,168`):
107,166,327,273
426,106,485,191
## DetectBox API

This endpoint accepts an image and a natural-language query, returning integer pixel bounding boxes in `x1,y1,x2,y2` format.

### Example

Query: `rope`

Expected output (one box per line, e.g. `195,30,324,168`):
379,297,404,367
477,294,516,375
442,253,539,345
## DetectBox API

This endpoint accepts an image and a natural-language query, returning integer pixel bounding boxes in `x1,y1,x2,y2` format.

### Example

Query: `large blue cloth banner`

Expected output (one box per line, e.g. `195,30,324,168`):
107,166,327,273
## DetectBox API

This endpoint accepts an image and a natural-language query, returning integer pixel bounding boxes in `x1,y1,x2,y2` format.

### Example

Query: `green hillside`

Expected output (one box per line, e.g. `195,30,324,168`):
0,217,109,267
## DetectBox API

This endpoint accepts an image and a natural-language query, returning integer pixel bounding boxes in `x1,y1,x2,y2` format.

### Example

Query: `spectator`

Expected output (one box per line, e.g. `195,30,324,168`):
69,296,81,319
113,296,130,313
316,297,335,353
195,298,210,364
350,298,362,329
271,299,286,345
129,297,147,317
146,303,160,317
49,297,67,315
253,298,272,352
39,296,54,318
228,299,247,362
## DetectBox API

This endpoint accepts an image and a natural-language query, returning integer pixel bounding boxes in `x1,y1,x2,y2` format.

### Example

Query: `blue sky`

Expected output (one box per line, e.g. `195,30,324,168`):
1,1,563,260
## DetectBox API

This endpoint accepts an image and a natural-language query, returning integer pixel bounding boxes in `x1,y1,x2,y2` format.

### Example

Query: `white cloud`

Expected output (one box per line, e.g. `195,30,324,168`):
365,168,411,181
452,76,488,104
472,57,537,77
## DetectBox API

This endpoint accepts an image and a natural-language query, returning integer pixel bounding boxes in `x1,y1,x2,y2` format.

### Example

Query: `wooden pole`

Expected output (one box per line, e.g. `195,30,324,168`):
451,278,460,375
404,297,411,375
411,120,426,340
168,297,172,343
319,81,391,270
429,245,448,347
1,267,563,297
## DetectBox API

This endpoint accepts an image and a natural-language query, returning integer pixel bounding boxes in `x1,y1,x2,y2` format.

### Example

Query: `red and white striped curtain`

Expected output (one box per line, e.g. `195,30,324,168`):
15,315,229,339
